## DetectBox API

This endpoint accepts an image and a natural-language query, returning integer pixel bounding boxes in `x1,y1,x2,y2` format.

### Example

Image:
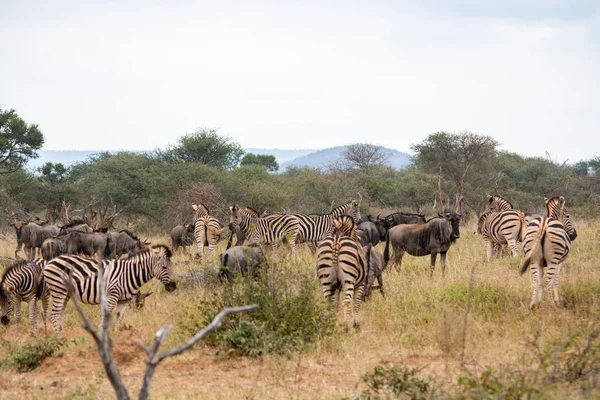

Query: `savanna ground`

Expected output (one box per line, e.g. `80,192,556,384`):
1,218,599,399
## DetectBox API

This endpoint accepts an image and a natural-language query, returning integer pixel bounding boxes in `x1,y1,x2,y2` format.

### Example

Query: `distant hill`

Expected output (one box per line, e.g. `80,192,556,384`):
280,146,412,171
26,147,412,172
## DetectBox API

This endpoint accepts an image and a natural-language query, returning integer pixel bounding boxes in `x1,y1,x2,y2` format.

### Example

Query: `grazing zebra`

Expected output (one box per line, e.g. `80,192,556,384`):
487,194,513,213
520,196,576,309
294,200,361,248
0,258,49,337
194,215,227,261
478,209,527,261
316,216,367,332
42,245,176,335
229,205,301,252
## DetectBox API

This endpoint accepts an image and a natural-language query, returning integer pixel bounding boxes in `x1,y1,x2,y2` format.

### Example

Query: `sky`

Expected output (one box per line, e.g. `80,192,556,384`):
1,0,599,163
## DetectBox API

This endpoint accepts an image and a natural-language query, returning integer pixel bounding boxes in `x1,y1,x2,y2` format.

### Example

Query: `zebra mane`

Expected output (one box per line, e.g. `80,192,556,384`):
245,207,260,217
489,194,513,209
120,229,140,240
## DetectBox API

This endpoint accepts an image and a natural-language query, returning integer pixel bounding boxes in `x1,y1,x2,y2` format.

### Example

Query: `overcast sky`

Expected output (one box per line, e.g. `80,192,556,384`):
1,1,599,162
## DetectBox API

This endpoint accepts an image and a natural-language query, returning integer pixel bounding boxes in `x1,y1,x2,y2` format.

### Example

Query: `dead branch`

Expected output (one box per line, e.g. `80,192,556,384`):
138,304,258,400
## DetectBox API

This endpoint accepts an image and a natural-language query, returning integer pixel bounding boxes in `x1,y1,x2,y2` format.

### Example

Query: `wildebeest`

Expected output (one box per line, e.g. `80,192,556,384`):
381,211,427,230
41,236,69,260
218,243,269,283
170,222,195,251
383,212,461,276
107,229,145,258
20,223,60,259
9,220,24,258
363,244,386,300
357,218,384,246
65,230,111,259
58,219,93,235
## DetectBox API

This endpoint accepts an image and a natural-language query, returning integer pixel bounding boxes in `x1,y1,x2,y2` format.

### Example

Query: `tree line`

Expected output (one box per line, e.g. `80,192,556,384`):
1,107,599,233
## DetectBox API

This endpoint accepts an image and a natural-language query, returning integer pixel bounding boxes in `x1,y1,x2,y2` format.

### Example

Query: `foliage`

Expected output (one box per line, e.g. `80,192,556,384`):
0,336,71,372
358,362,435,400
337,143,390,174
240,153,279,172
0,108,45,173
193,263,336,357
160,128,244,170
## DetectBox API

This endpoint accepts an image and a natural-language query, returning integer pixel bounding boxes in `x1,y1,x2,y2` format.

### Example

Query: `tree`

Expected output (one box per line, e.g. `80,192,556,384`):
240,153,279,172
161,128,244,170
341,143,390,173
0,108,44,173
411,131,499,213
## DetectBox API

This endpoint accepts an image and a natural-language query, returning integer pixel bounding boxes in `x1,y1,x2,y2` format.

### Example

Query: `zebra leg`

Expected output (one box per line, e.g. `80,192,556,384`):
115,302,128,331
28,299,39,338
484,238,494,262
430,253,438,277
50,295,69,336
546,264,561,308
507,238,520,257
342,283,354,333
353,284,365,332
15,301,22,336
42,295,50,335
529,264,543,310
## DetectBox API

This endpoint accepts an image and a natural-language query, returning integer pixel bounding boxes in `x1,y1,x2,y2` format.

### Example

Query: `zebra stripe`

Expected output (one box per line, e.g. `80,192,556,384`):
42,245,175,335
194,215,227,261
0,258,48,337
294,201,360,246
520,216,571,309
229,205,301,252
488,195,513,213
316,216,366,332
545,196,577,240
479,210,526,261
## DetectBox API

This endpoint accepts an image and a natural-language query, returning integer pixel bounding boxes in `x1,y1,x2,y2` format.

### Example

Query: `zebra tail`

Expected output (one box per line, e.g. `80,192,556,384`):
36,276,46,299
383,231,391,265
520,221,545,276
203,221,209,246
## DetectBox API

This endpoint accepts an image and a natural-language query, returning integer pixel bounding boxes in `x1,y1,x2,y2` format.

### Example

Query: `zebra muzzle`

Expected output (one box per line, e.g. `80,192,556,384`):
164,281,177,292
1,315,9,325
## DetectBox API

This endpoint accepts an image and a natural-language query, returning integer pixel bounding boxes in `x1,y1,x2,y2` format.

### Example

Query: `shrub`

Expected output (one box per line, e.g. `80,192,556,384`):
357,362,436,400
190,262,336,357
1,336,70,372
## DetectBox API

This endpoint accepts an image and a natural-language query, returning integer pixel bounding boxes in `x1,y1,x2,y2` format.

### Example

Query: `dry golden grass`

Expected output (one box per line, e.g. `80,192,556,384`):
1,219,599,399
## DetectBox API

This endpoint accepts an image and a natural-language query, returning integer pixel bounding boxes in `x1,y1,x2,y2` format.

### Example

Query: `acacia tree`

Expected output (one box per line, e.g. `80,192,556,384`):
0,108,44,173
411,131,499,213
342,143,389,173
161,128,244,170
240,153,279,172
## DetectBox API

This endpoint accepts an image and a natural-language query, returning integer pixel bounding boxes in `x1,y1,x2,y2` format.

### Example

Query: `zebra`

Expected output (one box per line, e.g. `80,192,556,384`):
487,194,513,213
316,216,367,332
0,258,49,337
478,209,527,261
229,204,301,252
520,196,576,309
194,215,227,261
293,200,361,249
42,244,176,335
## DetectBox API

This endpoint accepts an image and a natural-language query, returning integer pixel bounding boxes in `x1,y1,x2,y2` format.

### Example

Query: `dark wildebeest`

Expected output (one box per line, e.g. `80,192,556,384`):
20,223,60,259
218,243,269,283
66,230,112,259
363,244,386,300
357,219,382,246
225,223,248,249
107,229,144,258
383,212,461,277
58,219,93,235
170,222,195,251
381,211,427,230
41,235,69,260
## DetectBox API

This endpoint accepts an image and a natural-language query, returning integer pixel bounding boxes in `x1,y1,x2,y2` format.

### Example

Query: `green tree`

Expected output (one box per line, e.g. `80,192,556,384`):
240,153,279,172
0,108,44,173
161,128,244,170
411,131,499,213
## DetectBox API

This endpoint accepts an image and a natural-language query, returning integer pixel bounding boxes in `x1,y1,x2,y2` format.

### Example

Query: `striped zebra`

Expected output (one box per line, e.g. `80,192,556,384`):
0,258,49,337
487,194,513,213
42,245,176,335
478,209,527,261
194,215,227,261
520,196,576,309
229,204,301,252
294,201,361,248
316,216,367,332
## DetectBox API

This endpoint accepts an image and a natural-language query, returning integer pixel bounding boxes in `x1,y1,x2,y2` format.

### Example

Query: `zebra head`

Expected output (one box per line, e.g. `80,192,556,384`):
149,245,176,292
545,196,577,241
488,195,513,213
331,200,361,223
0,286,14,326
192,203,209,221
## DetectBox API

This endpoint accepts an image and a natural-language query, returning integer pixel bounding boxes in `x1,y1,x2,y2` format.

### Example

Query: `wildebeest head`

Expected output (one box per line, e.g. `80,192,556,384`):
149,245,176,292
440,212,461,240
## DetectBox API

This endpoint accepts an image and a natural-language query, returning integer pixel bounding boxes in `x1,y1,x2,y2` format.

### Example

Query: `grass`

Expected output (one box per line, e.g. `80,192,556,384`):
0,218,599,398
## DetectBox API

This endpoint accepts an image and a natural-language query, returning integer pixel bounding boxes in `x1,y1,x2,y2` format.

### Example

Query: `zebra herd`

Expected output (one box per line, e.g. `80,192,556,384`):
0,194,581,338
480,195,578,309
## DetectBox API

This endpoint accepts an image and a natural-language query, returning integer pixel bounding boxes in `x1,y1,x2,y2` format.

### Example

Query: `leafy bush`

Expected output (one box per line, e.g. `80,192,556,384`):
193,263,336,357
1,336,70,372
357,362,436,400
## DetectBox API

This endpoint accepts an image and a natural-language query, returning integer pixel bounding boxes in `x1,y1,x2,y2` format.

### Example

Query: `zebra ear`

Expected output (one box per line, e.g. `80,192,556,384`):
559,196,566,207
192,204,198,211
544,197,549,204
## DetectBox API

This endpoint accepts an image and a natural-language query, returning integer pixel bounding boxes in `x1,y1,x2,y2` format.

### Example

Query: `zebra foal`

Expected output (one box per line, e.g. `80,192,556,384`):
316,216,366,332
0,258,49,337
478,209,527,261
192,204,227,261
42,245,176,335
520,196,577,309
